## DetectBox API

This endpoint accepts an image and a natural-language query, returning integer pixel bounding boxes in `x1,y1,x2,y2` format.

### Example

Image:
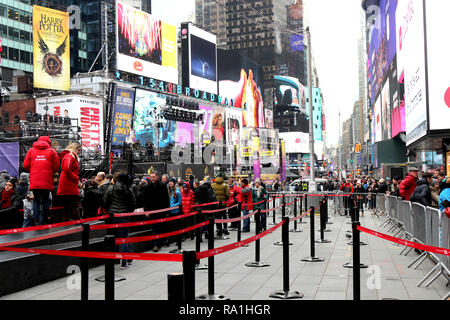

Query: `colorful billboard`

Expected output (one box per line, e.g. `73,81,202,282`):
181,23,218,94
33,5,70,91
218,49,265,128
112,88,135,147
35,95,104,153
226,108,242,147
425,0,450,131
373,95,382,143
390,58,405,138
116,1,178,83
211,105,226,144
133,89,176,149
199,105,213,146
274,75,307,115
396,0,427,145
265,109,273,129
367,0,397,105
381,79,391,141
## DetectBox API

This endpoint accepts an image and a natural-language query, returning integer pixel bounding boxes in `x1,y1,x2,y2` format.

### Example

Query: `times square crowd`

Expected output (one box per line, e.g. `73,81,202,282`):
0,137,450,269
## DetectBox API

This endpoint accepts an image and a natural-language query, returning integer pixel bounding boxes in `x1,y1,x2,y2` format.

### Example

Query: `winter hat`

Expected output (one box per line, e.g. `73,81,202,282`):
19,172,29,182
169,177,177,184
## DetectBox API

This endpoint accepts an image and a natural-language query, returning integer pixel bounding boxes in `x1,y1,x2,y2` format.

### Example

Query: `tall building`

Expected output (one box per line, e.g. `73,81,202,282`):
225,0,306,89
195,0,227,48
0,0,34,87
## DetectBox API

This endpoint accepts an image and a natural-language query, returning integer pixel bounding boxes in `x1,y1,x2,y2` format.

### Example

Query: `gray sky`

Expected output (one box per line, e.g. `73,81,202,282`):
305,0,364,147
151,0,363,147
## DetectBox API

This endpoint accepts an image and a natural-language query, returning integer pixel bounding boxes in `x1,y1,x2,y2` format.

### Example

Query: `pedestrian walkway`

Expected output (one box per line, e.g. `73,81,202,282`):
1,208,448,300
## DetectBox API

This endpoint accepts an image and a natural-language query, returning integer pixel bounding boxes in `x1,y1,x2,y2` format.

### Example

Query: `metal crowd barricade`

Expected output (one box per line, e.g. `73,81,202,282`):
441,215,450,300
402,203,426,257
398,201,414,253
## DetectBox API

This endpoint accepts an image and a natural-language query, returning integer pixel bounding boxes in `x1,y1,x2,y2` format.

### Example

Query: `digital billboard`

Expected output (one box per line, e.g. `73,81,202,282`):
199,105,213,146
367,0,397,105
211,105,226,144
35,95,104,153
218,49,265,128
265,109,273,129
381,79,391,141
396,0,427,146
116,1,178,83
374,95,382,143
181,23,218,94
390,58,405,138
133,89,176,149
33,5,70,91
274,75,306,115
226,108,242,147
112,88,135,147
425,0,450,131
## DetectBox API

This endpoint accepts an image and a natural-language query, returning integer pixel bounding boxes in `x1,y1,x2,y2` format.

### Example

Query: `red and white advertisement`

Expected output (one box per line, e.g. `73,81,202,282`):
35,95,104,153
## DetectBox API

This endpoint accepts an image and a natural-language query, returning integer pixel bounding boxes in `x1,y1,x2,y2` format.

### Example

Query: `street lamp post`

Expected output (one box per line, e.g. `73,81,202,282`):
306,27,316,191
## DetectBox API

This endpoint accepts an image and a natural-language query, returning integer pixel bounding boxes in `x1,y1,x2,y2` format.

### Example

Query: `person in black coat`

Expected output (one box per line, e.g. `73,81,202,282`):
378,179,388,194
81,180,103,218
142,171,170,252
410,173,433,207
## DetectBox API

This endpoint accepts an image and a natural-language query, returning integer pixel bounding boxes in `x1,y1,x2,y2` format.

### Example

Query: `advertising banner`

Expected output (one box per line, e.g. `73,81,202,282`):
133,89,176,149
112,88,135,147
396,0,427,146
367,0,397,105
181,23,218,94
116,1,178,83
175,122,194,146
198,105,213,146
35,96,104,153
381,79,391,141
218,49,265,128
0,142,19,178
211,105,226,144
390,58,405,138
33,5,70,91
425,0,450,131
265,109,273,129
279,132,309,154
226,108,242,147
374,95,382,143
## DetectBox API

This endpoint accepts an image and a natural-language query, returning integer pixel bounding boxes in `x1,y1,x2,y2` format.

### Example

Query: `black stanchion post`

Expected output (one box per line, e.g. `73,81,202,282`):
182,250,196,301
246,209,269,268
291,197,302,233
104,235,115,301
275,201,293,246
81,223,90,301
264,199,268,231
316,198,331,244
346,199,367,246
197,216,229,300
270,217,303,299
299,196,306,224
344,203,368,269
168,273,185,301
353,221,361,301
325,195,333,225
195,210,207,270
271,196,276,225
301,206,324,263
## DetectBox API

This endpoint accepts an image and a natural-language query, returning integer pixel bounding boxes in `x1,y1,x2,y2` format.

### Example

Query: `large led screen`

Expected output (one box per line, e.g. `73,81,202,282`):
396,0,427,146
381,79,391,141
425,0,450,131
218,49,265,128
185,23,218,94
116,1,178,83
198,105,213,146
367,0,397,105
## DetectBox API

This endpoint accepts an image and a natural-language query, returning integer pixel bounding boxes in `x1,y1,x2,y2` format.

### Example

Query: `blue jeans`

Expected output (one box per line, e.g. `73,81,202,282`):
23,217,34,228
114,218,130,253
32,190,50,225
242,209,250,231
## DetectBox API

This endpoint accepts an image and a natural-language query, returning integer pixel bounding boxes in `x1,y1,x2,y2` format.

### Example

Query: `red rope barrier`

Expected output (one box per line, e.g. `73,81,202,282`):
0,246,183,262
116,220,210,245
357,225,450,256
113,206,179,218
215,210,256,224
90,211,200,230
260,203,284,214
0,227,83,247
196,219,286,260
0,215,109,236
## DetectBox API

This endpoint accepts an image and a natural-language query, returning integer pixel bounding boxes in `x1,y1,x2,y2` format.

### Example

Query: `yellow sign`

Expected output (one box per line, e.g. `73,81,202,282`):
33,5,70,90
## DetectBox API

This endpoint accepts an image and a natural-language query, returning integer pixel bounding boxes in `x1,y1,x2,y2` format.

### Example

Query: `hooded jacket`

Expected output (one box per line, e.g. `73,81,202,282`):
211,177,230,204
399,173,417,201
181,182,195,214
102,181,136,214
23,136,60,191
410,178,431,207
57,150,80,196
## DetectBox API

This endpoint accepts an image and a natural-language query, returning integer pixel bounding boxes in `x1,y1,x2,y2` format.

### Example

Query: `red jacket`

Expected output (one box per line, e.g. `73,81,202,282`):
57,150,80,196
23,136,60,191
340,183,354,193
229,184,241,203
181,182,195,214
399,173,417,201
239,183,253,211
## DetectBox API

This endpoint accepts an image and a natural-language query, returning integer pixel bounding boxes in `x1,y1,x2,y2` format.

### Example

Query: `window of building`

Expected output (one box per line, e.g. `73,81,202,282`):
8,27,20,41
1,45,7,60
8,9,19,21
0,4,6,17
8,47,19,61
19,10,30,24
20,50,31,64
0,24,7,38
20,30,30,43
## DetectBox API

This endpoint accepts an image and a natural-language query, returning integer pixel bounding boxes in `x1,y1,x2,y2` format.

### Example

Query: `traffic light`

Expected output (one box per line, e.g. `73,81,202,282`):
355,144,362,153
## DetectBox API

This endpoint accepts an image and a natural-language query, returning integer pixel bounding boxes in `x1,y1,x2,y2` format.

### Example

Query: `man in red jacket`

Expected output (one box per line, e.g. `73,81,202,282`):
23,136,60,225
399,167,419,201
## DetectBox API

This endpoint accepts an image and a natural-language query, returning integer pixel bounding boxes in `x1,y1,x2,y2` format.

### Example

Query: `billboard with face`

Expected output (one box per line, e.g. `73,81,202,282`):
211,105,226,144
198,105,213,146
116,1,178,83
381,79,391,141
226,108,242,147
218,49,265,128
